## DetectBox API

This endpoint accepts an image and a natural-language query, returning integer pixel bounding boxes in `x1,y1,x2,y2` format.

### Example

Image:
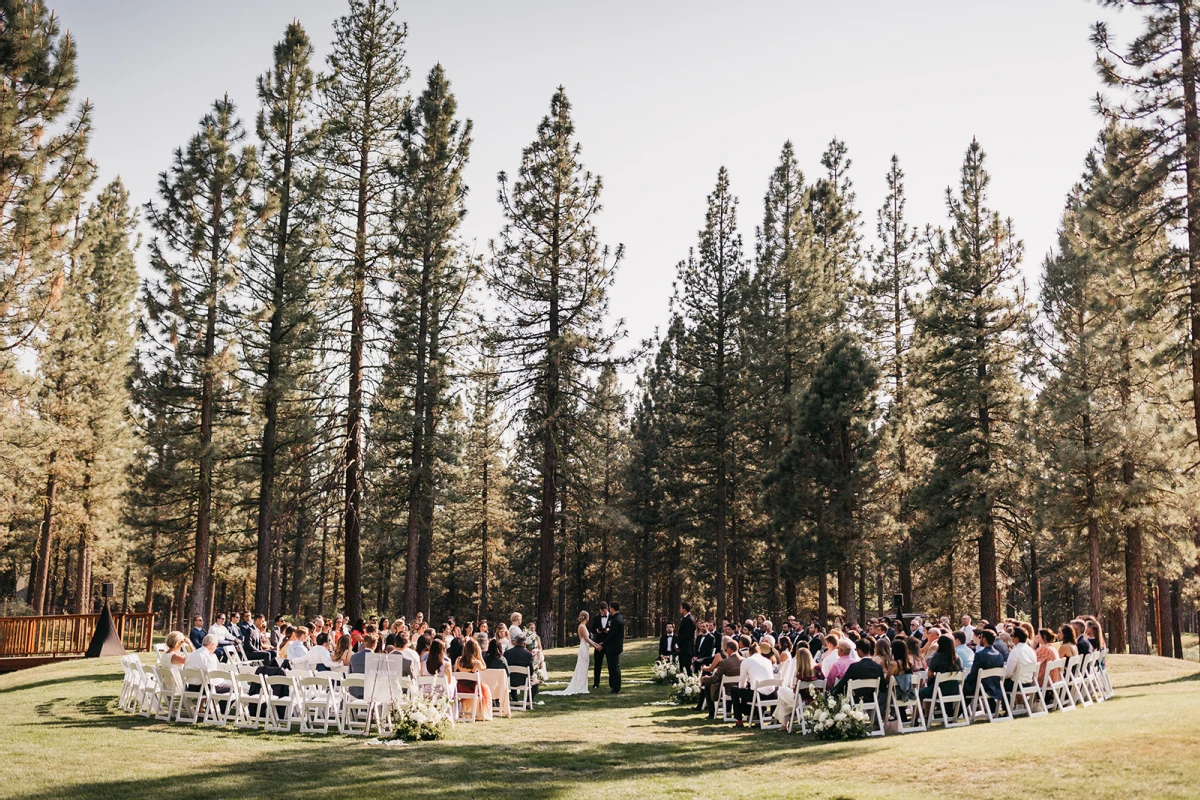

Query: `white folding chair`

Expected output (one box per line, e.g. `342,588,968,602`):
1008,661,1046,717
846,678,885,736
718,676,739,723
153,643,168,655
925,670,969,728
136,662,160,717
1097,648,1114,699
338,676,373,735
299,675,336,733
886,676,926,733
1040,657,1073,712
152,665,184,722
789,679,824,733
264,675,301,732
117,656,136,711
748,679,782,730
967,667,1012,722
201,669,236,726
176,668,206,725
1082,651,1105,703
453,672,483,722
233,671,268,729
509,666,534,711
1065,654,1090,707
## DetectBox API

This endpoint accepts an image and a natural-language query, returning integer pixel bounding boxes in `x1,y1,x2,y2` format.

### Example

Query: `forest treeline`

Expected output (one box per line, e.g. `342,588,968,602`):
1,0,1198,654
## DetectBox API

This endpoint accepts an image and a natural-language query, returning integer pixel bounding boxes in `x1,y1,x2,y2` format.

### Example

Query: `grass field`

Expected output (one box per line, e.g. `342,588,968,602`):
2,638,1198,800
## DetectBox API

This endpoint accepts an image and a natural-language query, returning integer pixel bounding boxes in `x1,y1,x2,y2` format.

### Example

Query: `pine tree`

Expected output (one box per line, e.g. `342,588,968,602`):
489,88,623,643
388,64,474,620
766,334,879,624
321,0,410,619
244,21,327,616
865,155,922,612
672,167,748,623
913,139,1030,623
143,97,256,620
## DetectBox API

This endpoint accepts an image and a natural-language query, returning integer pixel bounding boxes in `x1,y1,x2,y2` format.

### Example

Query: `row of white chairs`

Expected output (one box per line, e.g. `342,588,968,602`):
713,648,1113,736
118,655,534,736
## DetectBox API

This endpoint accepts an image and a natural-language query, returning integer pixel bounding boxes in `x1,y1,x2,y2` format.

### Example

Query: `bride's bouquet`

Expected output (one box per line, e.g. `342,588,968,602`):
389,691,454,742
670,673,703,705
652,659,681,685
802,691,872,741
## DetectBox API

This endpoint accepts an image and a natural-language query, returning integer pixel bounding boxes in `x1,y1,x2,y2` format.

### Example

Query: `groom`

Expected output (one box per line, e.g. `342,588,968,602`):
603,601,625,694
591,600,610,690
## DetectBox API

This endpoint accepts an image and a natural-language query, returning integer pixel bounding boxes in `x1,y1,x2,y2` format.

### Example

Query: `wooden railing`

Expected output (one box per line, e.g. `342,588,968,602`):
0,612,155,658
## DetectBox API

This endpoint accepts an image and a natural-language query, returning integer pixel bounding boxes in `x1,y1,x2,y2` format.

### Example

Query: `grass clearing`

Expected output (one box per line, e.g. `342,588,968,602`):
1,638,1198,799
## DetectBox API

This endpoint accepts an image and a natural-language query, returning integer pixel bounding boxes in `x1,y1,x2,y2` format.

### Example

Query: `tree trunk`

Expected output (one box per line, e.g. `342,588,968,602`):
1030,538,1042,630
1177,0,1200,451
1157,575,1172,657
1171,579,1184,659
30,451,58,615
1125,522,1148,654
817,569,829,627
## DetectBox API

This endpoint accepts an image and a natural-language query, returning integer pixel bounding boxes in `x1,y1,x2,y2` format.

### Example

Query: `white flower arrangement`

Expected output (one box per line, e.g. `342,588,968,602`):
669,673,703,704
802,690,871,740
652,659,681,685
389,690,454,742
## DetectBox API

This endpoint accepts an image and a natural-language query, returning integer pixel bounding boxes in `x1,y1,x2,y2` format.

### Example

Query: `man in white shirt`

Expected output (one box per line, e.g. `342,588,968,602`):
508,613,524,643
731,642,777,726
184,635,231,691
296,632,333,669
286,626,311,665
1003,626,1038,690
961,615,976,645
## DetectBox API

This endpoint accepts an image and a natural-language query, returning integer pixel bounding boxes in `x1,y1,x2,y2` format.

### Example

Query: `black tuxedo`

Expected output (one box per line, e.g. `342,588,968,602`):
591,613,610,688
606,612,625,693
658,633,678,661
677,613,697,674
692,630,717,670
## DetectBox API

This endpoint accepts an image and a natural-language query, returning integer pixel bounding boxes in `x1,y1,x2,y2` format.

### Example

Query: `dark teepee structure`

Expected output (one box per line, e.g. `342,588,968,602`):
85,601,125,658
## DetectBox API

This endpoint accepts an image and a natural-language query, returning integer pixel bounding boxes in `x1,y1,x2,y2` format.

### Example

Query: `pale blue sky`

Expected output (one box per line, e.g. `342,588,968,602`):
54,0,1139,352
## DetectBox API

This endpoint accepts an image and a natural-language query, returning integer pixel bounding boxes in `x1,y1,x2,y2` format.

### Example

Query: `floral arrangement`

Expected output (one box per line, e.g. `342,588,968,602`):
802,691,872,740
389,691,453,742
670,673,703,704
652,659,681,685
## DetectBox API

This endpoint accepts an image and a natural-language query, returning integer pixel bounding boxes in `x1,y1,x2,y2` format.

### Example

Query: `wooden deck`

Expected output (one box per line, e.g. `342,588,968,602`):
0,612,155,671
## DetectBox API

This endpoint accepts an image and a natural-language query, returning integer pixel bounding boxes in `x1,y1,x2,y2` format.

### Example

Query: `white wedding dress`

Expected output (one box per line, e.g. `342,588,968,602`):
543,623,593,696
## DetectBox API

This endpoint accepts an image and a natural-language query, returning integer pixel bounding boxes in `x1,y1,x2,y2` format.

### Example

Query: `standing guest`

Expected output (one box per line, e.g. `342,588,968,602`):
677,602,697,675
505,632,538,700
1058,625,1080,658
822,639,859,687
348,633,377,699
508,613,524,643
1034,628,1061,684
332,634,353,667
659,623,678,662
730,641,776,727
953,630,975,672
189,616,207,651
961,615,975,645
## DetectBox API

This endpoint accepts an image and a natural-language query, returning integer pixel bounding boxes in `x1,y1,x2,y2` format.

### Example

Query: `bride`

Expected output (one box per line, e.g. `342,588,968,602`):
543,610,599,696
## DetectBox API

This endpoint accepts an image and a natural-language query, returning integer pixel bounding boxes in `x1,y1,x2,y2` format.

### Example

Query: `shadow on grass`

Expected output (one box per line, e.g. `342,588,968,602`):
0,672,116,695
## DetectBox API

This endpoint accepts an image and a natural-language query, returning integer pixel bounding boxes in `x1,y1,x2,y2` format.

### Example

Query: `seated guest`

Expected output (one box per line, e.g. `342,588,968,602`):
1086,619,1106,651
505,632,538,700
189,615,207,651
1072,619,1093,654
332,633,353,667
700,638,740,717
822,639,859,687
963,629,1005,709
988,625,1010,659
485,638,509,673
207,613,238,648
447,631,465,665
162,630,189,668
423,638,452,678
918,635,962,702
393,631,419,677
872,637,895,673
1003,625,1037,691
348,633,378,699
453,638,491,717
1058,624,1079,658
659,623,678,662
297,632,334,670
890,638,915,705
227,612,245,643
815,633,838,665
241,614,274,665
730,641,776,727
184,634,231,692
832,638,884,702
238,609,255,642
693,622,718,672
905,635,927,671
1034,628,1061,684
953,630,975,672
286,626,311,666
269,616,285,650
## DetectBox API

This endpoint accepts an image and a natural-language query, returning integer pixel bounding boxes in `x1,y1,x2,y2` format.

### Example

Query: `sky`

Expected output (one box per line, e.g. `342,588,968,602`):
53,0,1142,359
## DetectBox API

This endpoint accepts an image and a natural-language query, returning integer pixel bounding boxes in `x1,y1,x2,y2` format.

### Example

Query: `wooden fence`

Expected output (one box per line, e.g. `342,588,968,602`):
0,612,155,658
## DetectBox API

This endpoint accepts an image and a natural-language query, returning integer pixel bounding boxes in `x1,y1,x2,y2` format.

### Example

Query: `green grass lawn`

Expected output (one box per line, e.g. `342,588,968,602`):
2,638,1198,800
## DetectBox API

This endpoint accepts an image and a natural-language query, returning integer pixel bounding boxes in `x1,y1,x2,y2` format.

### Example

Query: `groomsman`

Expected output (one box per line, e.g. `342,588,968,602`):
658,623,678,662
692,621,717,672
677,602,697,675
592,601,610,689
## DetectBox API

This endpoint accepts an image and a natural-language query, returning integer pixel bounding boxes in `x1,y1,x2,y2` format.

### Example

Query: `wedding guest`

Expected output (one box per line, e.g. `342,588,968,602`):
298,632,334,670
184,635,231,692
485,638,509,673
332,634,353,667
872,637,895,674
905,636,927,671
961,615,975,645
348,633,377,699
424,638,451,678
832,638,884,702
188,615,207,651
162,630,189,667
659,623,678,662
393,631,419,677
891,638,916,710
506,632,538,700
1086,619,1106,651
963,629,1005,710
1035,628,1060,684
731,641,775,727
508,613,524,643
1058,624,1080,658
953,630,975,672
1072,619,1093,654
454,638,492,717
286,626,310,665
822,639,859,687
270,616,285,650
1003,626,1037,692
495,624,511,653
919,634,962,702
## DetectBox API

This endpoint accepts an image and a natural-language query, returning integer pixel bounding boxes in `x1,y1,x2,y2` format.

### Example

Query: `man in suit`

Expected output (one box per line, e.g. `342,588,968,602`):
677,602,697,675
701,638,742,719
832,638,885,703
189,615,207,651
591,601,610,689
347,632,377,699
505,632,538,700
963,628,1006,711
604,601,626,694
658,623,678,662
692,621,717,672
